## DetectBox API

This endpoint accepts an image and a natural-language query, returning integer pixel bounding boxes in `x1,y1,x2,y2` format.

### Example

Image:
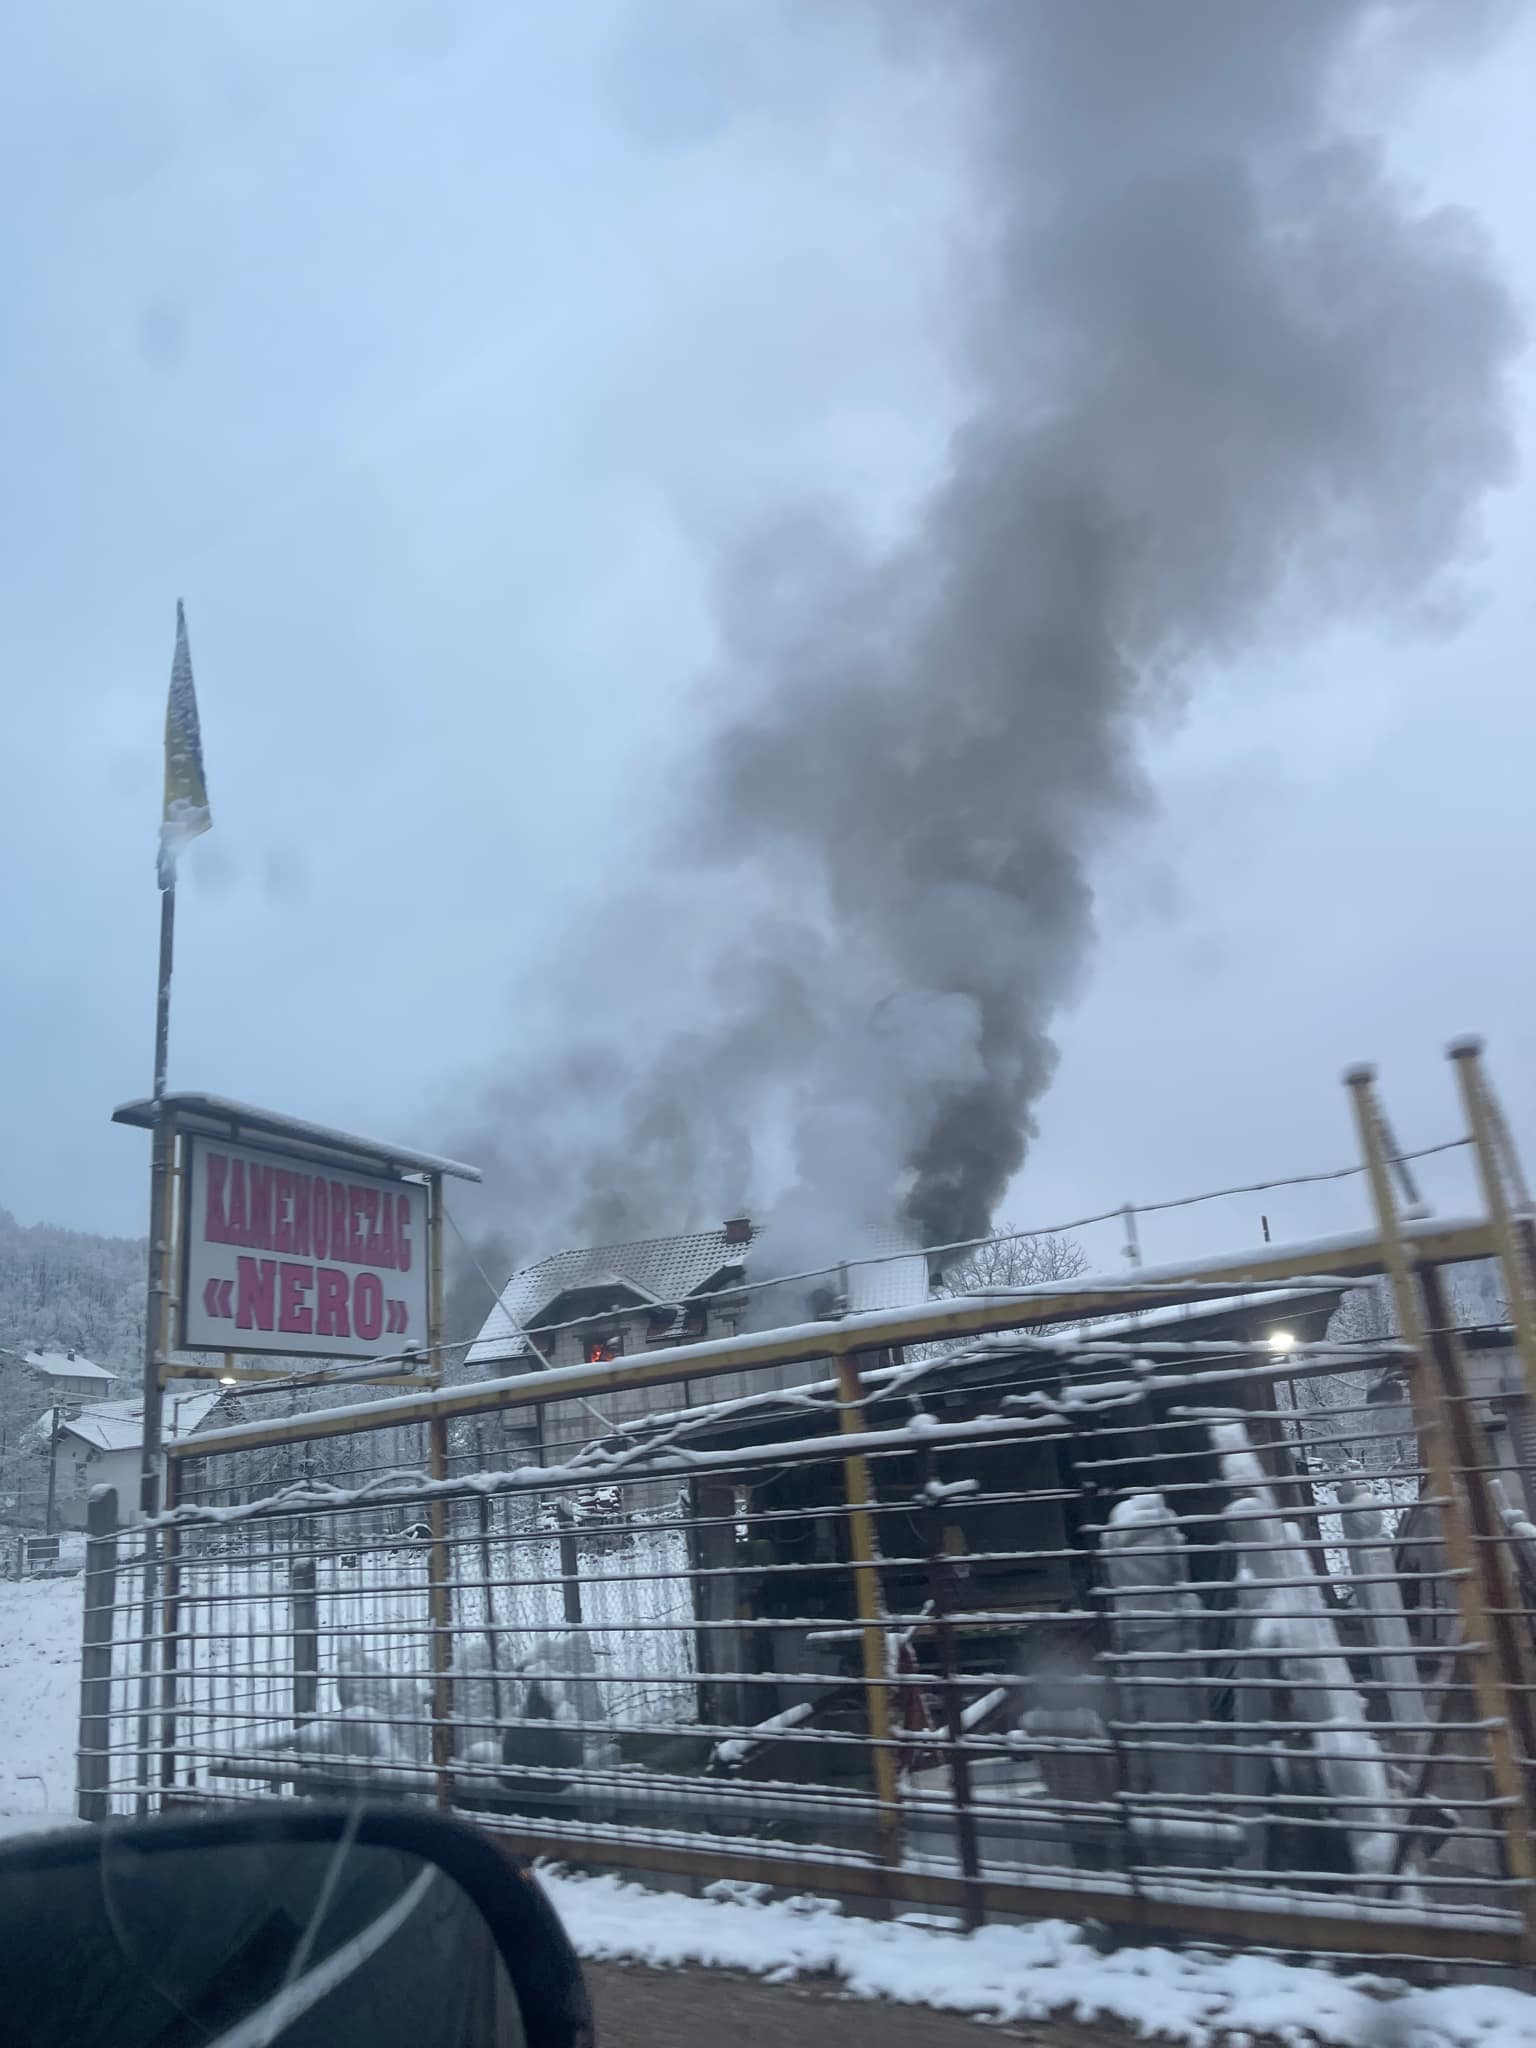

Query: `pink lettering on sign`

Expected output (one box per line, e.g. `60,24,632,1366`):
205,1152,229,1242
354,1271,384,1342
316,1267,350,1338
249,1165,274,1247
278,1261,314,1335
235,1256,275,1331
228,1159,249,1242
197,1146,423,1364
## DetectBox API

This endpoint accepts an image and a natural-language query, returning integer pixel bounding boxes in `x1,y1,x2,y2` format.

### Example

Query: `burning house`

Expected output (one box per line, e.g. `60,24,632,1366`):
465,1216,932,1451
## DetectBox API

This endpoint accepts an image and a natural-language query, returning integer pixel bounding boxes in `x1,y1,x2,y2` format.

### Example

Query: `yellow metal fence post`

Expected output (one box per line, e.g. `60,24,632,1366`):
1346,1065,1536,1941
425,1173,455,1806
1450,1039,1536,1417
835,1348,902,1874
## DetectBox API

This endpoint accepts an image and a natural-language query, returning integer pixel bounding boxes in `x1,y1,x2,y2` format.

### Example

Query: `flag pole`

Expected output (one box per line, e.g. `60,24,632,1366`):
133,883,175,1813
139,597,211,1521
139,879,176,1518
133,598,210,1811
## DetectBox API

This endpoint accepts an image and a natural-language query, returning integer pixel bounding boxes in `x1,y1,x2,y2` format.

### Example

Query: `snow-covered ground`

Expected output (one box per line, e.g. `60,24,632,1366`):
4,1574,1536,2044
0,1573,84,1838
543,1870,1536,2047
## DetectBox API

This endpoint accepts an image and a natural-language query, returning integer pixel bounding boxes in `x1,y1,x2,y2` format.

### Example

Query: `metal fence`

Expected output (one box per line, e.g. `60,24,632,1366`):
76,1302,1536,1970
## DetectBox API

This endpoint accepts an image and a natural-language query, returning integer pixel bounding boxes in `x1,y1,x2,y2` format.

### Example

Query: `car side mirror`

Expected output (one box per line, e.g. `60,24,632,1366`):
0,1802,591,2048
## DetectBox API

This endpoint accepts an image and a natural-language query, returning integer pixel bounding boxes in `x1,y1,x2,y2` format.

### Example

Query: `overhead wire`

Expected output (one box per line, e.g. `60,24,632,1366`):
206,1133,1474,1393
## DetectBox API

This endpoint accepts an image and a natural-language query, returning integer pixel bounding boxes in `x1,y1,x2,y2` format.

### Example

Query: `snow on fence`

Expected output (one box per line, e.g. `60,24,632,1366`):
74,1323,1536,1969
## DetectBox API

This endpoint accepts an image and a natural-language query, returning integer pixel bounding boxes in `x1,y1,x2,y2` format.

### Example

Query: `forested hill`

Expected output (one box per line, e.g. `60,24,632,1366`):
0,1206,146,1380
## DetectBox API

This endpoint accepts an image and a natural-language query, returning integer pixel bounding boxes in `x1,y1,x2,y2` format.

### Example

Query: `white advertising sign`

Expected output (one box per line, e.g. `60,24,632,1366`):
180,1135,430,1361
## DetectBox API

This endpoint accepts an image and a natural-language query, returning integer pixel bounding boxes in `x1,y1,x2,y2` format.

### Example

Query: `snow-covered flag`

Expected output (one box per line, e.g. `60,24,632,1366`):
158,598,211,888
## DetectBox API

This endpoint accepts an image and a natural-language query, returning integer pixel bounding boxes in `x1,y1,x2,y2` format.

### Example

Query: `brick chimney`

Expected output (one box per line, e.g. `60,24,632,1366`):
722,1214,752,1246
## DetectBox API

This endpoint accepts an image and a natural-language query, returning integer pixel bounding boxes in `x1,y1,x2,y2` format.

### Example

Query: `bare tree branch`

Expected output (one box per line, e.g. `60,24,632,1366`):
940,1226,1089,1295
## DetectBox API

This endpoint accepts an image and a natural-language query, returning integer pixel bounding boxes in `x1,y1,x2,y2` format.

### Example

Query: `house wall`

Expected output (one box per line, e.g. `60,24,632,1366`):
34,1373,114,1403
50,1441,143,1529
535,1301,751,1461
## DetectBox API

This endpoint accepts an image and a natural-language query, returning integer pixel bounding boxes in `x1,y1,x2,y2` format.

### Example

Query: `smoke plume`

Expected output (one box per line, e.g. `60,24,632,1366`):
463,1,1520,1276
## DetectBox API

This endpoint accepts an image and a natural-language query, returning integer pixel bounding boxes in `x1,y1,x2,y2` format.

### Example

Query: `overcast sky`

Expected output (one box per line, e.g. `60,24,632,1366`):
2,3,1532,1285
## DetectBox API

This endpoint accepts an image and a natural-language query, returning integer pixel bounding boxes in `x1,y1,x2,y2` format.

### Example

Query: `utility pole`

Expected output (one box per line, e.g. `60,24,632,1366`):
44,1405,59,1535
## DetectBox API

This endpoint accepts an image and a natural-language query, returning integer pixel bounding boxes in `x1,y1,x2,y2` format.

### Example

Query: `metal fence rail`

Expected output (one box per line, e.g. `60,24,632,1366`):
76,1316,1536,1968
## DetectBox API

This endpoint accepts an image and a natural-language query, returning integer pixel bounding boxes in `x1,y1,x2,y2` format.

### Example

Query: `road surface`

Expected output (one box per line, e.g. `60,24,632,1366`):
585,1960,1141,2047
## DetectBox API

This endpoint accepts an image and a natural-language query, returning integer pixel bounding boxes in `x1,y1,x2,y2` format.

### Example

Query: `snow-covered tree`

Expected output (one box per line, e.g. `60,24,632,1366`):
0,1206,146,1376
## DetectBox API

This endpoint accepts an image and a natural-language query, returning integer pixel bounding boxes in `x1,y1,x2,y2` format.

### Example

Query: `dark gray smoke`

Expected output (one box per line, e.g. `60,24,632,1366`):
463,1,1520,1273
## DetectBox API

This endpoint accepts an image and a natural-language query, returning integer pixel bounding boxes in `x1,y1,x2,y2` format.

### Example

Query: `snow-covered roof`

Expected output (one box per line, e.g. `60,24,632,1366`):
469,1223,763,1367
1068,1284,1336,1346
110,1092,481,1182
624,1283,1349,1450
56,1386,228,1455
24,1350,115,1384
467,1220,933,1369
58,1407,142,1454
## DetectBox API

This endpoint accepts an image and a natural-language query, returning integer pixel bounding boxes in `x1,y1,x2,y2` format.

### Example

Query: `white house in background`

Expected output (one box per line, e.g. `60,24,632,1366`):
19,1349,117,1404
46,1385,231,1529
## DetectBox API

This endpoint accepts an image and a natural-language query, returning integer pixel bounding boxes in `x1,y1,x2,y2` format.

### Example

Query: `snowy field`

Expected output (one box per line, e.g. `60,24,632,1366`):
161,1514,696,1755
0,1573,84,1838
5,1573,1536,2044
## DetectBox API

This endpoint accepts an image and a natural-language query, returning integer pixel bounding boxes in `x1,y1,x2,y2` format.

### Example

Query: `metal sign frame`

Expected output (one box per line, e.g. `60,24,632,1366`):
112,1092,480,1394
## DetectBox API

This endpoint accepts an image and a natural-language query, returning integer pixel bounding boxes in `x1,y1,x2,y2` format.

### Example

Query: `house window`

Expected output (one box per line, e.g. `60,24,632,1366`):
584,1334,622,1365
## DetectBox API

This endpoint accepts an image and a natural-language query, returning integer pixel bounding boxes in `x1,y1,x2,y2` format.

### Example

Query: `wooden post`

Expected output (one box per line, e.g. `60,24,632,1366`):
916,1447,984,1926
835,1348,901,1871
426,1451,456,1805
1347,1067,1536,1936
158,1452,183,1792
688,1475,745,1729
558,1513,584,1627
44,1406,59,1535
1418,1261,1536,1764
475,1481,504,1724
134,1117,180,1816
1338,1478,1426,1752
77,1486,119,1824
291,1557,319,1723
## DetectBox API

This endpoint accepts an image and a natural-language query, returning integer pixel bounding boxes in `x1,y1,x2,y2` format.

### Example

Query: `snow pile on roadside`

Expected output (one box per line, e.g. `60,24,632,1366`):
0,1574,84,1838
540,1868,1536,2047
